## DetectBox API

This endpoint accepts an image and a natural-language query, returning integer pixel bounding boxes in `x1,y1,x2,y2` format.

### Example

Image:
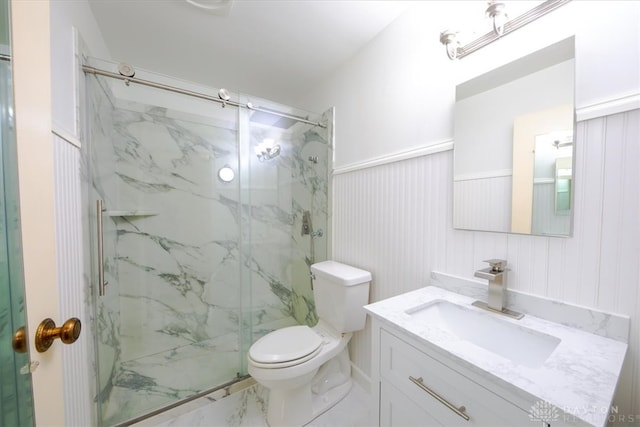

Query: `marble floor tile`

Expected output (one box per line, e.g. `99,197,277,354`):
308,382,373,427
134,380,372,427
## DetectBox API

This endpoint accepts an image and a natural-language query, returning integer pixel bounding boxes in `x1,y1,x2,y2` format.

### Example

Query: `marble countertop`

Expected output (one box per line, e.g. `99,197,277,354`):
364,285,628,427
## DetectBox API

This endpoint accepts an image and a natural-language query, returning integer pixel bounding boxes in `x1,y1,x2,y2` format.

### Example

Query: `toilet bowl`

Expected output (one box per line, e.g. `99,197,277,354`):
249,321,352,426
247,261,371,427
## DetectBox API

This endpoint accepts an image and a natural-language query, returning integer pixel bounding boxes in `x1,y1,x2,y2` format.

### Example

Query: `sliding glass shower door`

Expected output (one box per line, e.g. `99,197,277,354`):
241,93,331,355
83,58,331,426
85,60,243,425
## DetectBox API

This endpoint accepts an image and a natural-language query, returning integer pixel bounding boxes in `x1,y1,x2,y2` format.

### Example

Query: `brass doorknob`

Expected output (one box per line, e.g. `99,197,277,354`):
12,326,28,353
35,317,81,353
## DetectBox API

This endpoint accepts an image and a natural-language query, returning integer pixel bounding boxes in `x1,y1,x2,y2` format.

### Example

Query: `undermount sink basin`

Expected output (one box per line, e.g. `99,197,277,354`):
406,300,560,368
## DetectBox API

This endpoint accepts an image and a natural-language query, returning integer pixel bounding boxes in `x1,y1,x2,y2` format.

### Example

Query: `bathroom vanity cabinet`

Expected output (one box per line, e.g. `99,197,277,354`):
365,279,627,427
370,318,583,427
378,327,534,426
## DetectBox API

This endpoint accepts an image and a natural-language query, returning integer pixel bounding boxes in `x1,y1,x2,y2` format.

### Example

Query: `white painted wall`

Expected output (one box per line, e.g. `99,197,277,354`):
50,0,111,135
300,0,640,420
299,1,640,169
574,1,640,108
298,1,457,169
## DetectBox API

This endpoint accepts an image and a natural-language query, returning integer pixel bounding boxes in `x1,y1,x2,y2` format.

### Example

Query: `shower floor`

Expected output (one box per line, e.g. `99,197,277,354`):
101,316,299,426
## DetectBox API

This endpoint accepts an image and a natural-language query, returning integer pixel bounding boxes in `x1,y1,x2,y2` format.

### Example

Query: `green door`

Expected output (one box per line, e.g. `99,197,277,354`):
0,0,35,424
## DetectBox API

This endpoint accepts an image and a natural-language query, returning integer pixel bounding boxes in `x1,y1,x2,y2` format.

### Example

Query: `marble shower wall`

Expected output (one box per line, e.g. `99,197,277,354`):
83,74,122,422
247,110,331,334
83,71,330,425
289,120,331,325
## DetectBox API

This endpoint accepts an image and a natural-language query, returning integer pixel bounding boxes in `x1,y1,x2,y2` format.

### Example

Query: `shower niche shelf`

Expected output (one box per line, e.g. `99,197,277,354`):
104,210,158,217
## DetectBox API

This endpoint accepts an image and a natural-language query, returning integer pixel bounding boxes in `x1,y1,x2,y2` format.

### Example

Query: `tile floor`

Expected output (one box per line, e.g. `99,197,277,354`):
134,379,373,427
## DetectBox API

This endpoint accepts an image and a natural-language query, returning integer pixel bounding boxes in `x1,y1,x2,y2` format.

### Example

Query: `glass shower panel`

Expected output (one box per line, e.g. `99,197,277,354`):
84,59,243,425
0,19,35,427
243,95,331,351
83,56,332,425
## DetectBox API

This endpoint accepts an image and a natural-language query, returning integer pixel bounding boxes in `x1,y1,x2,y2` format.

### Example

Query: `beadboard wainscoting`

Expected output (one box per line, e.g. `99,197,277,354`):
52,133,93,426
453,175,512,233
334,109,640,416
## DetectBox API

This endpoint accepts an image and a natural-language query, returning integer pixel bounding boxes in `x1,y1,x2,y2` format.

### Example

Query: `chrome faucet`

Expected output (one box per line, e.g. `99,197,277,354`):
472,259,523,319
474,259,507,312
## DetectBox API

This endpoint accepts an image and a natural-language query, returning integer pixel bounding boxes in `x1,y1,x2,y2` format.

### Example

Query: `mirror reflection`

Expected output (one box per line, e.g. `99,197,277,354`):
453,37,575,236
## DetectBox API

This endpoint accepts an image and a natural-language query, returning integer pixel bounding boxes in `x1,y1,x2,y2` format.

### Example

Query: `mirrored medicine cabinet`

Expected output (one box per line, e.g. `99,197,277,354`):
453,37,575,237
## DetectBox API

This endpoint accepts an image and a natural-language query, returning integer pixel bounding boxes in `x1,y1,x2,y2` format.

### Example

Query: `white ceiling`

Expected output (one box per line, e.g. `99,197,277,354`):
87,0,412,104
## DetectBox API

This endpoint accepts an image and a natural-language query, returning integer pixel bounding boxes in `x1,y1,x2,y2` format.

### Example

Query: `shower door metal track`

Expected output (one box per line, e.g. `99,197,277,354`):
113,375,254,427
82,64,327,128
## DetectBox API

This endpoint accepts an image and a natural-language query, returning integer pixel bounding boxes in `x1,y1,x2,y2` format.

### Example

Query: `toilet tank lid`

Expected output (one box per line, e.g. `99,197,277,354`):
310,261,372,286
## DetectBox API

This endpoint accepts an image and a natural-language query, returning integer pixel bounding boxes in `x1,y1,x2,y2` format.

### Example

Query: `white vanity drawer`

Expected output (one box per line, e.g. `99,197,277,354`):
380,380,442,426
380,329,531,426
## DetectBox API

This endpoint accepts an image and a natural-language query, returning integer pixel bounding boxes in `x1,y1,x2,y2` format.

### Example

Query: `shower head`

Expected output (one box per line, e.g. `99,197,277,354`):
255,138,281,162
249,107,302,129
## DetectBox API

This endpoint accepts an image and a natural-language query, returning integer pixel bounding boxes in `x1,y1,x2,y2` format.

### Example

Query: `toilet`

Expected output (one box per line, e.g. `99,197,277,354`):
248,260,371,427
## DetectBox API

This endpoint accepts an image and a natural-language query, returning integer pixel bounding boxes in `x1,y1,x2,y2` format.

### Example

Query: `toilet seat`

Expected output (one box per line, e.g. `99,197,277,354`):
249,325,322,368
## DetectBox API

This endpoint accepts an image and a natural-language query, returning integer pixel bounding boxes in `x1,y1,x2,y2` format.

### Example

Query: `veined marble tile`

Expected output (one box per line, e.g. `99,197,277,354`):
133,380,371,427
85,71,331,425
430,271,630,342
365,285,627,427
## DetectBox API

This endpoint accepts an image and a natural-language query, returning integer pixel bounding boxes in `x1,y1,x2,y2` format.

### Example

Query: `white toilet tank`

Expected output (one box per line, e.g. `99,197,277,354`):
310,261,372,333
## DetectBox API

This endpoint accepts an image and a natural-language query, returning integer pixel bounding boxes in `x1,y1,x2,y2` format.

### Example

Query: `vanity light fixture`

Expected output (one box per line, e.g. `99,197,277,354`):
439,0,571,60
439,30,460,60
486,1,508,36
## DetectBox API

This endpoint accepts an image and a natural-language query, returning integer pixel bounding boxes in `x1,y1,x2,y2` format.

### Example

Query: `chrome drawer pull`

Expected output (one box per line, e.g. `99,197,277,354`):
409,376,470,421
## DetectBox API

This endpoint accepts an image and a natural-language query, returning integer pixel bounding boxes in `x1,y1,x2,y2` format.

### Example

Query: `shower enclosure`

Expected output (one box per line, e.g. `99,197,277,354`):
82,58,331,426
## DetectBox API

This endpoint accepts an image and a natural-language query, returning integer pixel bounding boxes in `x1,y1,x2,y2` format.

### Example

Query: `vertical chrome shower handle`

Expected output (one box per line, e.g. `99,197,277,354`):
96,200,108,296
